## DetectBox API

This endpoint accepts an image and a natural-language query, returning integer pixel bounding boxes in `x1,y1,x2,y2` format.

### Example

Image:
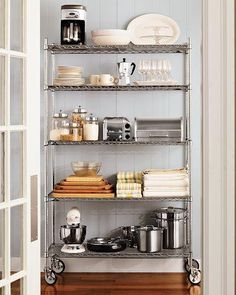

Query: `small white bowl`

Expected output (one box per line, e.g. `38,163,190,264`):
92,35,131,46
91,29,129,37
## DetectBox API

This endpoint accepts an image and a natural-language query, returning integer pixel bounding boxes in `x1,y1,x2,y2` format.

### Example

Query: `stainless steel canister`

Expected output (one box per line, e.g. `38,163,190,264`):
137,225,163,253
154,207,187,249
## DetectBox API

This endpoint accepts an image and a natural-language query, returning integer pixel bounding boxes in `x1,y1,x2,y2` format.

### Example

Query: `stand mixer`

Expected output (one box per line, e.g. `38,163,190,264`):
60,207,87,254
117,58,136,85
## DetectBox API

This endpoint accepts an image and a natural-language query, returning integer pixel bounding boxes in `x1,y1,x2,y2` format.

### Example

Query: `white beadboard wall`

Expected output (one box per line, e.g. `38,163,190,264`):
40,0,202,271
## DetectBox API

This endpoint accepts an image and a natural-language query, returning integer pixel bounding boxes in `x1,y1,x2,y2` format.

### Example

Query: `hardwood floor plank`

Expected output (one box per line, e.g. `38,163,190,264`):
41,273,201,295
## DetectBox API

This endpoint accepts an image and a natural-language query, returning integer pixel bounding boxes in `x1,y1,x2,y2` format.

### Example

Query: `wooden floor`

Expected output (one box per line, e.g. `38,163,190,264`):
41,273,201,295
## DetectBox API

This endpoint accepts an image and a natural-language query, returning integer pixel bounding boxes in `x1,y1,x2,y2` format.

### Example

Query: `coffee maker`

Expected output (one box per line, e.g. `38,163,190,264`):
61,5,86,45
117,58,136,85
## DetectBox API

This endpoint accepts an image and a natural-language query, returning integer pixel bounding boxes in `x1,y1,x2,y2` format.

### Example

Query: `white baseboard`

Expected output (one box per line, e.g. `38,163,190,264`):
41,258,199,273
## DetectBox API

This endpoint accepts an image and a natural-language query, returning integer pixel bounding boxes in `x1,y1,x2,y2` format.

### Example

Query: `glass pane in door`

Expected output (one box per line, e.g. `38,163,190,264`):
0,56,5,125
11,279,24,295
0,0,5,48
10,205,23,274
10,58,23,125
0,133,5,202
10,0,23,52
10,132,23,200
0,287,5,295
0,209,5,280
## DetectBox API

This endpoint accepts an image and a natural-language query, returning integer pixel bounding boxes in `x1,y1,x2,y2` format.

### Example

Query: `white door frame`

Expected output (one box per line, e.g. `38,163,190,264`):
202,0,235,294
0,0,40,294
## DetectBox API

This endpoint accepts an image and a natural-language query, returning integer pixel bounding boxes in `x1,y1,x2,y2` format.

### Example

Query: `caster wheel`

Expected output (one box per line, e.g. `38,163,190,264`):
188,268,201,285
51,259,65,274
45,269,57,285
185,259,200,273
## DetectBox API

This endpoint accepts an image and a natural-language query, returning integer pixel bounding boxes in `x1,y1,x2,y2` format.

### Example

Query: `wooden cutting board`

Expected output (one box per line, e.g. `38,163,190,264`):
53,189,114,194
55,184,112,191
51,192,115,198
66,175,103,182
60,180,107,186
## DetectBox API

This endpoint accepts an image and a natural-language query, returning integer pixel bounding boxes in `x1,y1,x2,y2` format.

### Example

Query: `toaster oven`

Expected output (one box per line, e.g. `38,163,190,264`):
134,118,184,142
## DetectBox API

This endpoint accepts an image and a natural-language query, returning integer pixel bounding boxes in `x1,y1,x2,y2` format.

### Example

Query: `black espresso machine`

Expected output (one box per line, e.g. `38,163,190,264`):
61,5,86,45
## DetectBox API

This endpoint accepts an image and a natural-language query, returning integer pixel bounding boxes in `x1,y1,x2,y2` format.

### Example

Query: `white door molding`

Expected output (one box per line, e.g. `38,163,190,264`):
202,0,235,294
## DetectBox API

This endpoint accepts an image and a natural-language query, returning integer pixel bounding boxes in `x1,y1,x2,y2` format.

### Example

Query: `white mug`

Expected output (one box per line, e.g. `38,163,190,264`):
89,74,100,85
99,74,114,85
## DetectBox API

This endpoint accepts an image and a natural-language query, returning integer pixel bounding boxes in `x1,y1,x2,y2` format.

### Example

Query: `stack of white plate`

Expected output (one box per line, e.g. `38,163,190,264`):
54,66,85,86
91,29,131,46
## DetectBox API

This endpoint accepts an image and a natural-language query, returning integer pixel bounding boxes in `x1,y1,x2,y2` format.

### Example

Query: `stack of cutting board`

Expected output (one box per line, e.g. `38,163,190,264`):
51,175,115,198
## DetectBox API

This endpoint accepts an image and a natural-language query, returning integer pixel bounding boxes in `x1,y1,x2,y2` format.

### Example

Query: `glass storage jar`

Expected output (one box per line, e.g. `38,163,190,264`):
50,110,69,141
60,122,82,141
83,114,99,141
71,106,87,125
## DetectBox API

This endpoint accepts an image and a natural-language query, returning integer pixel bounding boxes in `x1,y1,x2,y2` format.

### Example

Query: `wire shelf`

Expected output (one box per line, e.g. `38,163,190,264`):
49,244,191,259
47,84,189,92
46,140,190,146
47,195,191,202
46,43,190,54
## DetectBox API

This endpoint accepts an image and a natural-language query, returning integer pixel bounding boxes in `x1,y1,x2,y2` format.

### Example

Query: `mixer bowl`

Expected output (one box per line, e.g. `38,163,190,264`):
60,225,87,244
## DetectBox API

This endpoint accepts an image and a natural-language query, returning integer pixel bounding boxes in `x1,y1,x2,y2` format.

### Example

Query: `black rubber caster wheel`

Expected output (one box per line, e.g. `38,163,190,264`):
51,259,65,274
188,268,201,285
185,259,200,273
45,269,57,285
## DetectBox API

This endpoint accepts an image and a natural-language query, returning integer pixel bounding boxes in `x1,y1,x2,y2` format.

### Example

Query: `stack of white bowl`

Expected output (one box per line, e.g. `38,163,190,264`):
91,29,131,46
54,66,85,86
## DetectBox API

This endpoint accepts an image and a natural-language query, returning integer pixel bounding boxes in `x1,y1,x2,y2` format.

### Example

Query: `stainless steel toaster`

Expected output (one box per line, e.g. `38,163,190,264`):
103,117,131,141
134,118,184,142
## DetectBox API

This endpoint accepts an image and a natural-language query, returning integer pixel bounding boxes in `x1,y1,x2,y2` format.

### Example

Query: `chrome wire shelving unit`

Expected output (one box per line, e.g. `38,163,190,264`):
43,38,200,285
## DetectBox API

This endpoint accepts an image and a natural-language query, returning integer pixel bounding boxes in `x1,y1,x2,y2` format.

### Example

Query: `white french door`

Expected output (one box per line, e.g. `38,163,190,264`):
0,0,40,294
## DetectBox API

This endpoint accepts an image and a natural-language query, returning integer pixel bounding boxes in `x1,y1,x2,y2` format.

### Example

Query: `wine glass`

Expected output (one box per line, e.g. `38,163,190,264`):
150,60,157,81
143,60,151,81
157,59,164,82
138,60,147,81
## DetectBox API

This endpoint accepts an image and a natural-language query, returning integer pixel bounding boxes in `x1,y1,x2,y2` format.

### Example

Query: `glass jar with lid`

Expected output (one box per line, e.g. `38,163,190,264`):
60,122,83,141
50,110,69,141
83,113,99,141
71,106,87,125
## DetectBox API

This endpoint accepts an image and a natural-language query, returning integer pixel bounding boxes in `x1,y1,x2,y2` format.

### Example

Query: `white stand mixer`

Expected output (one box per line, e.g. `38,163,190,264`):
60,207,87,254
117,58,136,85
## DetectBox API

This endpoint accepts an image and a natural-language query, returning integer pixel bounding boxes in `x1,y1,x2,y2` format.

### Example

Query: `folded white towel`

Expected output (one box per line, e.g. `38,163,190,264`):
117,194,142,198
117,189,142,194
144,174,188,181
143,168,187,175
143,178,189,187
117,183,142,190
143,191,189,197
117,172,142,180
144,186,188,192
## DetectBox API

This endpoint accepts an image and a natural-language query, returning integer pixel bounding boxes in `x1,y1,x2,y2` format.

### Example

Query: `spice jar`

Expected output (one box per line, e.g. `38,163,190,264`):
50,110,69,141
71,106,87,125
83,114,99,141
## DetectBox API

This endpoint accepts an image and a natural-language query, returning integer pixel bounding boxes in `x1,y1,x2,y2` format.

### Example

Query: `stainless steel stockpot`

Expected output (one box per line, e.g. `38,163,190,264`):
137,225,163,253
154,207,187,249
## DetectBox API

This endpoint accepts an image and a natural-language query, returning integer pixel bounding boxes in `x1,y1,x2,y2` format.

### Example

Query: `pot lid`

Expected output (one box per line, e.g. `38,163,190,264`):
85,113,98,122
73,106,87,114
61,5,87,11
53,110,68,118
154,207,187,219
